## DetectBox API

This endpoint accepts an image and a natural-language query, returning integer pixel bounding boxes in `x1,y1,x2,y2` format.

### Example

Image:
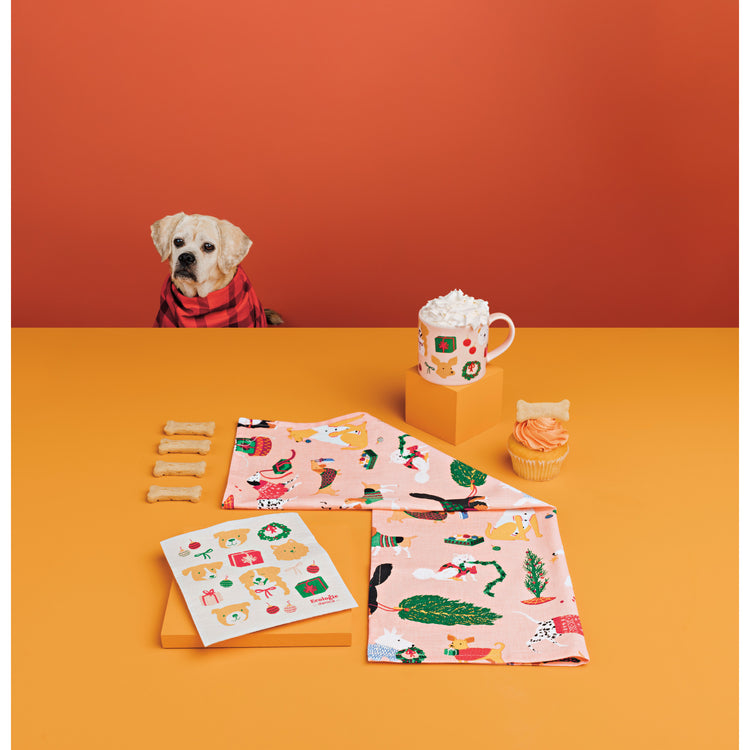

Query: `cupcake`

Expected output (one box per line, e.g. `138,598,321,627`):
508,399,570,481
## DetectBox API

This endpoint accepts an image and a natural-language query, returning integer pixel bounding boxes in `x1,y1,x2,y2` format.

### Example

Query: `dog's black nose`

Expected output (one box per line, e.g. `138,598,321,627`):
178,252,195,265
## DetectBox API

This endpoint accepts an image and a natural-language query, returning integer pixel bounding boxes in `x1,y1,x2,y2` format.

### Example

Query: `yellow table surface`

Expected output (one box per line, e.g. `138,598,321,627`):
12,327,738,749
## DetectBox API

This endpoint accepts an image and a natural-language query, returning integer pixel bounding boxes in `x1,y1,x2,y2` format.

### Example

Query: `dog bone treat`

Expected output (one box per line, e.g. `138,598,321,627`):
164,420,215,436
158,438,211,455
147,485,202,503
516,399,570,423
153,460,207,478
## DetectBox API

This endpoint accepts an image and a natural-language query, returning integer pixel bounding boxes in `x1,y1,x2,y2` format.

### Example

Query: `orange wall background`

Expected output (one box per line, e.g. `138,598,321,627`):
12,0,737,327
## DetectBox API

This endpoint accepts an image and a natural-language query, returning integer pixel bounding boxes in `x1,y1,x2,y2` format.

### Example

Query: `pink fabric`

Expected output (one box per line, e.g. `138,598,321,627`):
220,413,589,665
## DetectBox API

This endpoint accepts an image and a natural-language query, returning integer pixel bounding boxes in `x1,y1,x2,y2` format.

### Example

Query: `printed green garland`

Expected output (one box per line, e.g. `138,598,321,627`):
257,522,292,542
473,560,507,598
397,594,502,627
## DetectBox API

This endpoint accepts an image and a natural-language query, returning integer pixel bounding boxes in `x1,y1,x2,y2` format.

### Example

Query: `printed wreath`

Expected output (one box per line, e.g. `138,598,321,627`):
257,522,292,542
461,361,482,381
396,646,427,664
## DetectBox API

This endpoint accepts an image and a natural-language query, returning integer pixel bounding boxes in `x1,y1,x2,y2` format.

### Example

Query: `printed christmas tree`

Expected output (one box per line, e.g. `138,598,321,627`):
521,549,556,605
450,459,487,497
397,594,502,626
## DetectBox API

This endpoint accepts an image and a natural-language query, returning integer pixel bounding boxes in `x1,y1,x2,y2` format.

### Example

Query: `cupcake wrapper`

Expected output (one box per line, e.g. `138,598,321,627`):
509,447,568,481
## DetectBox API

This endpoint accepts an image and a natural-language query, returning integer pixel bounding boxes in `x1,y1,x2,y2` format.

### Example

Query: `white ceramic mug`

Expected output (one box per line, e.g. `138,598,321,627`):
417,311,515,386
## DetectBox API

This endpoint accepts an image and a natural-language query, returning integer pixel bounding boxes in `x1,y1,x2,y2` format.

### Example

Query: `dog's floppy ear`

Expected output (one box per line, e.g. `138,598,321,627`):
151,212,186,262
216,219,252,275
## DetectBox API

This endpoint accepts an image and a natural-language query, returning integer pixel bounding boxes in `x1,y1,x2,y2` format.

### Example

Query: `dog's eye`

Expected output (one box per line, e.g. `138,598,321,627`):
202,243,215,253
173,238,185,248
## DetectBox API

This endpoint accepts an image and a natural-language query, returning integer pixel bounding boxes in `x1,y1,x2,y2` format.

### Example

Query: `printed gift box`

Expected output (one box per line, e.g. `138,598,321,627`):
295,576,329,598
228,550,264,567
201,589,223,606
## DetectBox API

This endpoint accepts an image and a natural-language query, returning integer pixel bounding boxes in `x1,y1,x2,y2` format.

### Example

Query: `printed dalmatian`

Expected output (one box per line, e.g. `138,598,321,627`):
515,612,584,651
246,472,301,509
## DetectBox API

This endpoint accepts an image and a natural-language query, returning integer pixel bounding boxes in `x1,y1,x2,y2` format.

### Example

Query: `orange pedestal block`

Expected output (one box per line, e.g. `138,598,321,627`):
404,364,504,444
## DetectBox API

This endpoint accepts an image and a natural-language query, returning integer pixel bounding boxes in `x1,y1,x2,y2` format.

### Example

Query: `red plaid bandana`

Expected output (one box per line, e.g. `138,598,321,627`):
154,267,267,328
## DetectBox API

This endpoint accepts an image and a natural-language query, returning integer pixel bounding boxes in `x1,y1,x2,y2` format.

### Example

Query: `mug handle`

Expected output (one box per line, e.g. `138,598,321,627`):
486,313,515,362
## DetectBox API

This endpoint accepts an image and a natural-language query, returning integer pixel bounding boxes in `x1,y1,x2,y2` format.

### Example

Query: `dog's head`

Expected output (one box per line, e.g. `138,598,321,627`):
212,602,251,626
270,538,309,560
213,529,250,549
151,212,252,298
182,561,224,581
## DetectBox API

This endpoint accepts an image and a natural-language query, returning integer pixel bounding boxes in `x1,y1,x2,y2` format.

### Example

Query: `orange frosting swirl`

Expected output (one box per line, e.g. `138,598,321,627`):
513,418,569,452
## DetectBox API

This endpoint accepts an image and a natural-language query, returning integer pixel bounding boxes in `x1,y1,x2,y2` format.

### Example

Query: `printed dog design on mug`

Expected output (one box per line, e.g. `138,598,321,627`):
213,528,250,549
211,602,251,626
431,355,458,379
418,321,430,359
182,561,223,581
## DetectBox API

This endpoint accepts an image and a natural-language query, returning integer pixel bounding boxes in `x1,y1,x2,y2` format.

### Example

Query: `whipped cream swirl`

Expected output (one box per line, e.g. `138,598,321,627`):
419,289,489,329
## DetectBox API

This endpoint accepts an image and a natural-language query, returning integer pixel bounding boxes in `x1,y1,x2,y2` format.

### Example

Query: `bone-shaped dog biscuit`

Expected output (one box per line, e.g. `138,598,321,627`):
516,399,570,422
164,421,215,436
153,460,206,478
147,485,202,503
158,438,211,455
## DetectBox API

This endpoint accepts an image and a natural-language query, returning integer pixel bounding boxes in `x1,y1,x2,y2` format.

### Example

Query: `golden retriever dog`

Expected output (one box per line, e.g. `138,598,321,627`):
151,212,282,327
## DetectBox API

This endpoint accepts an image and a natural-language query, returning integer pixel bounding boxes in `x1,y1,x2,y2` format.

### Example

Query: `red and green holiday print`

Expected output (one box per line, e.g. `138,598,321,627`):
295,576,329,598
521,549,555,605
234,436,272,456
461,361,482,381
434,336,457,353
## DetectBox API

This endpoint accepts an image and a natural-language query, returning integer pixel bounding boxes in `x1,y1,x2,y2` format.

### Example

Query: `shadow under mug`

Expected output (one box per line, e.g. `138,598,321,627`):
417,312,515,386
